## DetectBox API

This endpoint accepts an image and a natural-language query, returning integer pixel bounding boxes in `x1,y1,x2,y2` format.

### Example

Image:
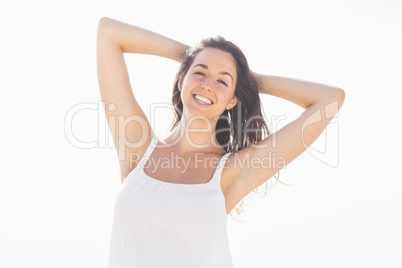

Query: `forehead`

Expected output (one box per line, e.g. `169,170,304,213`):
192,48,237,77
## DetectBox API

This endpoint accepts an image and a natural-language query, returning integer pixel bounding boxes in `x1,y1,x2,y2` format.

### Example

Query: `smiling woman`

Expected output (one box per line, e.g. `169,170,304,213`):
96,17,345,268
171,37,269,153
180,48,238,115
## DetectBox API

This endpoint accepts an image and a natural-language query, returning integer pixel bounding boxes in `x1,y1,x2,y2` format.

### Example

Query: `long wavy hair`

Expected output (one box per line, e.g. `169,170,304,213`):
171,36,269,153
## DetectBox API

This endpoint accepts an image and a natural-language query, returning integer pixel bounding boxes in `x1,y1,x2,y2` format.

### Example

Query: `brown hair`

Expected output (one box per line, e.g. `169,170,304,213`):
171,36,269,152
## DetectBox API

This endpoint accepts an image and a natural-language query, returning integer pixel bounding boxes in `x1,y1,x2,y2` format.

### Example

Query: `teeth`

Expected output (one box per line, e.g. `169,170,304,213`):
194,94,212,104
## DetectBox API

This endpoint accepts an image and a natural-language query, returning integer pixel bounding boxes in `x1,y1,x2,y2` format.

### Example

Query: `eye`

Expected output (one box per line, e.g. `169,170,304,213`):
218,80,228,86
194,72,206,76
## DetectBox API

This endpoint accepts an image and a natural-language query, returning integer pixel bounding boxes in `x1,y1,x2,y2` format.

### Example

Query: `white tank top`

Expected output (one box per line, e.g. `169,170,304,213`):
108,135,234,268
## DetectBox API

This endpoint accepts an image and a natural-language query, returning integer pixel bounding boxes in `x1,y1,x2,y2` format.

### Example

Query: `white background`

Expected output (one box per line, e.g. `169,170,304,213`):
1,0,401,267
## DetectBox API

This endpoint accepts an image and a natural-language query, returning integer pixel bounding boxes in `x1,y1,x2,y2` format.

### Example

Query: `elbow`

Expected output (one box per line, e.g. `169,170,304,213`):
97,17,120,48
312,87,346,111
97,17,107,36
307,87,345,110
324,86,345,107
98,17,111,28
97,17,114,36
334,87,346,108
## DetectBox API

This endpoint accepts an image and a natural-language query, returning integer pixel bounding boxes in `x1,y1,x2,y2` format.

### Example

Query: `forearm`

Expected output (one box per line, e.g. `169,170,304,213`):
254,73,344,109
97,17,189,62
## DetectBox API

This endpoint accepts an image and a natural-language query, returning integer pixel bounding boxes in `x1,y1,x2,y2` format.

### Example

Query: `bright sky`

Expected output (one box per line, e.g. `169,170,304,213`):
1,0,401,267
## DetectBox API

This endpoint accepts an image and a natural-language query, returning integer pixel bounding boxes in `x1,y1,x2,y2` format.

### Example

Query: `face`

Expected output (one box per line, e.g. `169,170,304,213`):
179,48,239,120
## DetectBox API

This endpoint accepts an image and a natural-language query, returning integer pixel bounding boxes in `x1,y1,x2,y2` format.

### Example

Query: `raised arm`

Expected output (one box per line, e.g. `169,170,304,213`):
222,73,345,213
255,73,343,109
98,17,189,61
96,17,189,181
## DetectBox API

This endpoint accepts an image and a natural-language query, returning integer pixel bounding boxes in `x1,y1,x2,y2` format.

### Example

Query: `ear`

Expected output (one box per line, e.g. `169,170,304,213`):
226,95,239,110
178,74,183,91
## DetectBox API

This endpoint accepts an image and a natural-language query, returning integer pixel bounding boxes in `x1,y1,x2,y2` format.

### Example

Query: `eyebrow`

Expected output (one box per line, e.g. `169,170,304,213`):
193,64,234,82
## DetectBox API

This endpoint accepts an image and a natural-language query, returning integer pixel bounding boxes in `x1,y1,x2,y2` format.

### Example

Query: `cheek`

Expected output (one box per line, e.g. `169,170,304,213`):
180,76,195,92
221,87,236,102
214,92,232,109
180,78,196,103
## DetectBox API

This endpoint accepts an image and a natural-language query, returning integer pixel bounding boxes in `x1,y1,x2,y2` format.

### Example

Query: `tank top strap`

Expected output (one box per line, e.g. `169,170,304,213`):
210,152,232,186
137,135,158,170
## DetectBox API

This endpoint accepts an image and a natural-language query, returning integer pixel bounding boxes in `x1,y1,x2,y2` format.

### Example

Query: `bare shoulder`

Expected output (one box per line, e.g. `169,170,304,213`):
119,133,154,182
220,144,283,213
220,151,248,213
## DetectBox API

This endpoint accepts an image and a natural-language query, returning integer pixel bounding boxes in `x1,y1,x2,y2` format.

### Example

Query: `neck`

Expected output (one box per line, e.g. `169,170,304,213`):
165,116,224,154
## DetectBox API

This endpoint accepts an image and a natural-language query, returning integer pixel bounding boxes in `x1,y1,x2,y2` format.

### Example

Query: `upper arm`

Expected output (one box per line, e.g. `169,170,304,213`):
222,89,345,212
97,18,152,179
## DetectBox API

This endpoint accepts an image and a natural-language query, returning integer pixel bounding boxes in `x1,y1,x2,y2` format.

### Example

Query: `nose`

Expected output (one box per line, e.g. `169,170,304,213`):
201,76,213,91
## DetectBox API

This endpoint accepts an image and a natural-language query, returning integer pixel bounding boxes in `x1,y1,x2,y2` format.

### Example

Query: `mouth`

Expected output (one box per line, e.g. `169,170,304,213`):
193,94,213,105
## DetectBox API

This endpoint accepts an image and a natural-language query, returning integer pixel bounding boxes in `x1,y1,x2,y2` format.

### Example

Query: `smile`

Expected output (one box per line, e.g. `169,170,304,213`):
193,94,213,105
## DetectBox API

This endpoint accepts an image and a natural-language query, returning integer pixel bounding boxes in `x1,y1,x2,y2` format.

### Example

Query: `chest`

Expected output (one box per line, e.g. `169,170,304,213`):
117,172,226,228
143,152,222,184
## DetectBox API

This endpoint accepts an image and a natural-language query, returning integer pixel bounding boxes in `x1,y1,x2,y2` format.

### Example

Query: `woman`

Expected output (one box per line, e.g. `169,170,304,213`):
97,17,345,268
